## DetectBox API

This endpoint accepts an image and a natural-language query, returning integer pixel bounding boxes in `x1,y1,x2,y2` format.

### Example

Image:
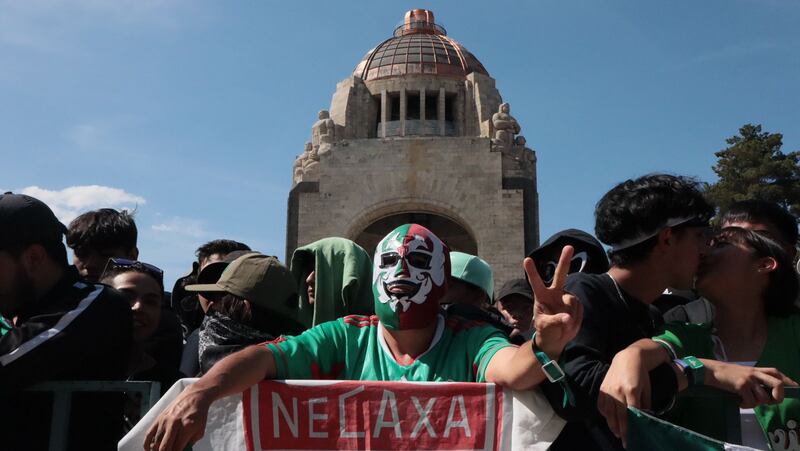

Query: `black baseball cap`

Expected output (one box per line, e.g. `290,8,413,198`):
0,192,67,251
495,278,533,303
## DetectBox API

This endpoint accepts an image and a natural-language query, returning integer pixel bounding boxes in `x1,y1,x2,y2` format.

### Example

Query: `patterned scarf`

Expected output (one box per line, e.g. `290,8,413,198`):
198,310,274,375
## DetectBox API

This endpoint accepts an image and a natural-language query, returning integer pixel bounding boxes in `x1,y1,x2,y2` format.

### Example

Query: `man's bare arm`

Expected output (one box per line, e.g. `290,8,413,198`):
145,344,276,451
484,343,547,390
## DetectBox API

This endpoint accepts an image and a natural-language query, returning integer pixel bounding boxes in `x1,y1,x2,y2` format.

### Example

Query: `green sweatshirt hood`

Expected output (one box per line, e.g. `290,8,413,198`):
290,237,374,328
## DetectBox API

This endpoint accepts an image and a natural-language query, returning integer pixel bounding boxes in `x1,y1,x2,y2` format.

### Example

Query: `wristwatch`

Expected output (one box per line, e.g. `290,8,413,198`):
674,356,705,387
531,332,565,383
531,331,575,408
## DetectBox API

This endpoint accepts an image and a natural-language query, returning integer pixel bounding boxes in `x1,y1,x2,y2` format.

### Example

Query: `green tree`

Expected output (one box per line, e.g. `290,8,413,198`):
708,124,800,219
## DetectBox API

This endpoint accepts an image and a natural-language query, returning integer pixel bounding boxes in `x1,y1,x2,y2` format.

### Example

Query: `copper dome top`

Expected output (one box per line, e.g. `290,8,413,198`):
353,9,489,81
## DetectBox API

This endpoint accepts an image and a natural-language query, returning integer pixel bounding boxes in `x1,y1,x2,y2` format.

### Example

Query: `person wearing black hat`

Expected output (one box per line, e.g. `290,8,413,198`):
528,229,610,284
492,230,609,341
0,192,134,450
495,278,535,339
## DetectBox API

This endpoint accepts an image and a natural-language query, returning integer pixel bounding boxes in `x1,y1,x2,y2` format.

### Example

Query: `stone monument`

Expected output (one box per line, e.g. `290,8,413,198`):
286,9,539,287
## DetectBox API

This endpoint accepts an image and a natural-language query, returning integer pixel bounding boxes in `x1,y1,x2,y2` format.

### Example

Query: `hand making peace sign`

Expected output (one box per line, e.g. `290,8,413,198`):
524,245,584,359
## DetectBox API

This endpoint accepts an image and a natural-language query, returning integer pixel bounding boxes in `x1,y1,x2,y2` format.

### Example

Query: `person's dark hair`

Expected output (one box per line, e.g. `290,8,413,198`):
216,293,304,335
66,208,137,252
595,174,715,267
714,227,798,317
195,240,251,263
100,264,165,300
721,200,798,255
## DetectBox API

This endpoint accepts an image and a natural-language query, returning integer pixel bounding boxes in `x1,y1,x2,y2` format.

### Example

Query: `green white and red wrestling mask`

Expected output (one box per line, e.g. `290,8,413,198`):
372,224,450,330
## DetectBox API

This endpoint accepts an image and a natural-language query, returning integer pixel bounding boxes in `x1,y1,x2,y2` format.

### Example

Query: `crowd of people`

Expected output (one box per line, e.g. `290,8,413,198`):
0,172,798,451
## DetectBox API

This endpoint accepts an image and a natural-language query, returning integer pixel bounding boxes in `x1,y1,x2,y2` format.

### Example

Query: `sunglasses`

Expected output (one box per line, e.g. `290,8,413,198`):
102,258,164,288
540,251,588,285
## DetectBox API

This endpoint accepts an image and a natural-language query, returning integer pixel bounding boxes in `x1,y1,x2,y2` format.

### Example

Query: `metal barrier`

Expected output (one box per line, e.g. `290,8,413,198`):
25,380,161,451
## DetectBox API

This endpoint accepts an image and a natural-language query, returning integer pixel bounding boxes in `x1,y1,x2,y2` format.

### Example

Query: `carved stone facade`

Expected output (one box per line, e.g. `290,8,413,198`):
286,9,539,288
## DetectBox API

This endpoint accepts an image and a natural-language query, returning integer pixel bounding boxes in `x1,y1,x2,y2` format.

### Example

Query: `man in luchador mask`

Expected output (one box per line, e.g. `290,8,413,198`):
145,224,583,451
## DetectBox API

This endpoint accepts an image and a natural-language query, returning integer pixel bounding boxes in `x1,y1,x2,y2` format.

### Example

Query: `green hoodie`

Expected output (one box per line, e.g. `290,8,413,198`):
290,237,374,328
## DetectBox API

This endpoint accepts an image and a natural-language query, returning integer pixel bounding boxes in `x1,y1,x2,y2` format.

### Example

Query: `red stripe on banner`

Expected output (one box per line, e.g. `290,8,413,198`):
493,386,504,451
242,380,500,450
243,385,255,451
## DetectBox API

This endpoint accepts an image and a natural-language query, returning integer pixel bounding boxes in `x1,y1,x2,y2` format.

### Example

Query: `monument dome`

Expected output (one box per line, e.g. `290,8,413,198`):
353,9,488,81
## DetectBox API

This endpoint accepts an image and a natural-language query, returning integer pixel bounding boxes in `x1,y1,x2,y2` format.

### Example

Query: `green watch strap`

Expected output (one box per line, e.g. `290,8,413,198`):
531,331,575,408
683,355,705,387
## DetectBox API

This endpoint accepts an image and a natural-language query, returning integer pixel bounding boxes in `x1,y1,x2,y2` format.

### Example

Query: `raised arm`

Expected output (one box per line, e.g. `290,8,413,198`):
145,344,276,451
485,246,583,390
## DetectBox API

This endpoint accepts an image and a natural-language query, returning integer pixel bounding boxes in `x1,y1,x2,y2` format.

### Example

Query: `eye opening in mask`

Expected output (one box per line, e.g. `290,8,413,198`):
406,251,432,269
380,252,400,268
542,251,589,284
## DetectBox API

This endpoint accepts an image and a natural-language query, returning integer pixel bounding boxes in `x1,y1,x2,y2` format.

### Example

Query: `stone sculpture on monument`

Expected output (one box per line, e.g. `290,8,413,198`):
492,103,521,150
311,109,336,153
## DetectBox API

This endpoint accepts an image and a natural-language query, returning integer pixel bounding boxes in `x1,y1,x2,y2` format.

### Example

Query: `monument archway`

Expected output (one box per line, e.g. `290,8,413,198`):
354,212,478,256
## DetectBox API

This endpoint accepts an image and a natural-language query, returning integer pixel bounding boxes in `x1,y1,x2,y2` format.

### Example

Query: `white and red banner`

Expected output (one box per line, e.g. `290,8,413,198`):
119,379,565,451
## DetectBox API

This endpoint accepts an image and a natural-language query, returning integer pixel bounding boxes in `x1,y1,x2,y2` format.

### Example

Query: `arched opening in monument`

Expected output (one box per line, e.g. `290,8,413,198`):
354,212,477,256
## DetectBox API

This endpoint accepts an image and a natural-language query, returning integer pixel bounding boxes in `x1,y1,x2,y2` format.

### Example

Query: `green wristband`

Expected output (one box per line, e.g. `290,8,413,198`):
683,356,705,387
531,332,565,383
531,331,575,408
675,356,705,387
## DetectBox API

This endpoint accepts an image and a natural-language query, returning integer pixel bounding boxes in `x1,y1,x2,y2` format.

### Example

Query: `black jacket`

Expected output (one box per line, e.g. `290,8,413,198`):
0,266,133,450
542,272,677,451
179,327,201,377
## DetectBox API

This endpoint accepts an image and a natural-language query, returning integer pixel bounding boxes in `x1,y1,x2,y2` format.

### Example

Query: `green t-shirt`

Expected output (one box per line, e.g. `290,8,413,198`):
265,314,514,383
655,315,800,449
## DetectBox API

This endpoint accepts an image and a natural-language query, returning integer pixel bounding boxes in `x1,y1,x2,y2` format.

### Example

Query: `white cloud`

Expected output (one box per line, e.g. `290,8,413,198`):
17,185,145,224
151,216,208,239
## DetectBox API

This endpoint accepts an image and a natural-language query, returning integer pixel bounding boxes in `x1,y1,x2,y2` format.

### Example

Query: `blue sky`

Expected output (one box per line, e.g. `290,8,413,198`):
2,0,799,288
